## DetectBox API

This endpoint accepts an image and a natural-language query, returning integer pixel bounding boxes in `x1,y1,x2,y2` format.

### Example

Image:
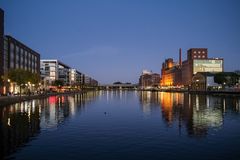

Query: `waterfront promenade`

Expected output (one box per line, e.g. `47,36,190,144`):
0,91,88,106
1,88,239,108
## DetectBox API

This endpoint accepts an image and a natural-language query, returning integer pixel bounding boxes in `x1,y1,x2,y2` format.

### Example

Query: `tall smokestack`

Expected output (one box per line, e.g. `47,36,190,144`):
179,48,182,67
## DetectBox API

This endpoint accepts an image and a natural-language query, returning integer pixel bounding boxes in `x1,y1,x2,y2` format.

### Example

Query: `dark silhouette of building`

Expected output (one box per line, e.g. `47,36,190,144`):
0,9,4,92
4,35,40,74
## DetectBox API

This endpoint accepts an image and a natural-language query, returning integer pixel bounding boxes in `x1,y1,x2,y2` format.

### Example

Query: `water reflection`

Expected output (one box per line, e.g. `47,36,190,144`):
139,91,240,137
0,92,99,159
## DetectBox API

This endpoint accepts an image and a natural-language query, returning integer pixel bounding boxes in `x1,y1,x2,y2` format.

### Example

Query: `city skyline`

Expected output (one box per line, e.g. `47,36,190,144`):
0,0,240,84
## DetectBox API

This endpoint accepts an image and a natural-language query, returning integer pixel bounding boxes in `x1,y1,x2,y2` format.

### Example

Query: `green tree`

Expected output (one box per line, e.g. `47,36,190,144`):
8,69,28,96
52,80,64,87
214,73,226,85
27,72,40,86
52,80,64,92
227,73,239,87
214,72,239,87
8,69,40,96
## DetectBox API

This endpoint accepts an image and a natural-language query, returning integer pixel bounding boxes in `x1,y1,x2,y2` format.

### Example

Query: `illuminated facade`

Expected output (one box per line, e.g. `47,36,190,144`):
161,49,182,86
2,36,41,94
161,57,182,86
182,48,223,86
193,59,223,74
161,48,224,87
191,72,221,91
69,69,83,86
40,59,70,86
41,60,98,88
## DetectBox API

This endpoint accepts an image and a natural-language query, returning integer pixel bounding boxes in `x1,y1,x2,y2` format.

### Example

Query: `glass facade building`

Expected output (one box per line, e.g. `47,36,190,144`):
1,36,41,94
193,59,223,74
181,48,224,86
40,60,98,88
40,60,70,86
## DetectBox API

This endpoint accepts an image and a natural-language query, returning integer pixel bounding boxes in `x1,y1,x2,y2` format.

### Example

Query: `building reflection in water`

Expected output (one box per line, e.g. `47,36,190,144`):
0,100,40,159
139,91,161,115
139,91,240,137
0,91,99,159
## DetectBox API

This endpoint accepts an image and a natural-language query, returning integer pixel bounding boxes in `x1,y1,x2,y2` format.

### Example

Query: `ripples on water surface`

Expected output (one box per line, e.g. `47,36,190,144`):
1,91,240,160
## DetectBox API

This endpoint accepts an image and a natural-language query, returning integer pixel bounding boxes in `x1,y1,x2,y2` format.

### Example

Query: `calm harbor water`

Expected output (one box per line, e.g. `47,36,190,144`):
1,91,240,160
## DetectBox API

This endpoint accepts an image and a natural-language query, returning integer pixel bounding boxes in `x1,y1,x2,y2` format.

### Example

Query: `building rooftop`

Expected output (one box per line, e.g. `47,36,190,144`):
41,59,71,69
5,35,40,57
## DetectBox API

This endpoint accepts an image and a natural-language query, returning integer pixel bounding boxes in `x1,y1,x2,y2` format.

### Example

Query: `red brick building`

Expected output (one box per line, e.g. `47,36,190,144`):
161,48,224,87
139,70,160,89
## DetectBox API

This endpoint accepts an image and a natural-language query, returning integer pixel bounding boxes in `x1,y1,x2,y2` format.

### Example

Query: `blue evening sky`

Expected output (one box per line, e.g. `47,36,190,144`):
0,0,240,84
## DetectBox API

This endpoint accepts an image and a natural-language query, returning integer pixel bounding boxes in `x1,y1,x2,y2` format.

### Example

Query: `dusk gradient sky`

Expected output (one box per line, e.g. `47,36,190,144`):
0,0,240,84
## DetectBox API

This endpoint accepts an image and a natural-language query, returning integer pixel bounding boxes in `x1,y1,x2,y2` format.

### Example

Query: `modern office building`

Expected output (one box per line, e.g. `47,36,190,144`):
139,70,160,89
41,60,98,88
69,68,82,86
182,48,223,86
40,59,70,86
1,8,98,93
4,36,40,74
191,72,220,91
1,35,40,94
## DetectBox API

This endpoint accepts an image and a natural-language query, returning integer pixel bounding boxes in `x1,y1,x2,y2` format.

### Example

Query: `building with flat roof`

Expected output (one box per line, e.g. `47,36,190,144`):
191,72,220,91
182,48,223,86
84,75,96,86
4,36,40,74
0,9,41,94
41,59,98,89
40,59,70,86
161,48,224,87
69,68,83,86
1,35,40,94
139,70,160,89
